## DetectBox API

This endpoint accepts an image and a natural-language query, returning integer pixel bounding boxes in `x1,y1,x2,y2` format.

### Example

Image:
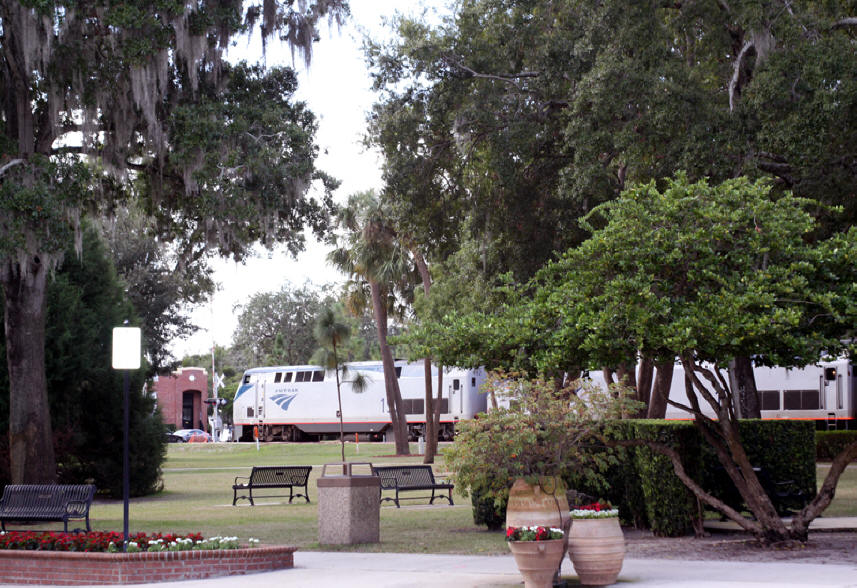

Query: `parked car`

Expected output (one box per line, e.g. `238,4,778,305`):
168,429,212,443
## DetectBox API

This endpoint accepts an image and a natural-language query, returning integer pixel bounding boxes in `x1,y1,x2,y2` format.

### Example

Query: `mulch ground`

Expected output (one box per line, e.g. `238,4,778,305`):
624,528,857,564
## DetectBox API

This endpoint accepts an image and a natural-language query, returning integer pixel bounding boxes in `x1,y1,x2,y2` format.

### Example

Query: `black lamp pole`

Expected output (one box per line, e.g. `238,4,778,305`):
123,369,130,552
112,324,139,554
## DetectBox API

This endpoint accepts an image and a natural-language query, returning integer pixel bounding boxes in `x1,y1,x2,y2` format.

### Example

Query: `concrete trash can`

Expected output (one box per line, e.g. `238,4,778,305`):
317,462,380,545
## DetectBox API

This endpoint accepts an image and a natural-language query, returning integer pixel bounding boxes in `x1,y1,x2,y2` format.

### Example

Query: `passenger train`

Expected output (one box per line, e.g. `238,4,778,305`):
586,357,855,429
232,361,487,442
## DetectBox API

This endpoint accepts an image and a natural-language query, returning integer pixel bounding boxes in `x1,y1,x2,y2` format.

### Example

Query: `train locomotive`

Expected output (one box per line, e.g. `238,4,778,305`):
232,360,487,442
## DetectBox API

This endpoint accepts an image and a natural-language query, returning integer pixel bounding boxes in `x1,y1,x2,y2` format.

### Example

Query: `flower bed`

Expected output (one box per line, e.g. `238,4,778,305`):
0,532,295,585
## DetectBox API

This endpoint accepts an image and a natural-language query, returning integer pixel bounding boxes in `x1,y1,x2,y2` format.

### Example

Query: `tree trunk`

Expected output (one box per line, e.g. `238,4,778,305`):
411,249,438,464
433,367,444,442
2,255,57,483
680,357,790,543
635,355,654,417
369,279,409,455
729,356,760,418
422,357,435,462
647,361,674,419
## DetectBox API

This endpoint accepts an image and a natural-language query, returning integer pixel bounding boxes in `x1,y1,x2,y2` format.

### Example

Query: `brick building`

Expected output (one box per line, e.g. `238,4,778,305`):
153,367,209,431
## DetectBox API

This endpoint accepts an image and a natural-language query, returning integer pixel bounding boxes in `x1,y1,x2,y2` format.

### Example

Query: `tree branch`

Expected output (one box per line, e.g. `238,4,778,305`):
756,160,796,186
791,440,857,536
444,56,540,94
832,17,857,29
0,158,25,178
729,40,754,112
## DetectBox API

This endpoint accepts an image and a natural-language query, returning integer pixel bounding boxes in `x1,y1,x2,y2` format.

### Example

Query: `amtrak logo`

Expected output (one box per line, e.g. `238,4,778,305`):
271,393,298,411
235,383,253,400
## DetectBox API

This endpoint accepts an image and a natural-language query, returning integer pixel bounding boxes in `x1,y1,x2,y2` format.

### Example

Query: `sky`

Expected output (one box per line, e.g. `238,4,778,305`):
172,1,449,358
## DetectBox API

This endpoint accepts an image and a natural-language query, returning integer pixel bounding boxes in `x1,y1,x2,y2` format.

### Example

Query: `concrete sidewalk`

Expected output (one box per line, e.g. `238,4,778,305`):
7,552,857,588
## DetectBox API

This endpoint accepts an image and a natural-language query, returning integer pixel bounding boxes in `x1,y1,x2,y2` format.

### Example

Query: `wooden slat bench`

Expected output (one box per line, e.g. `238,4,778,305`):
232,466,312,505
371,465,454,508
0,484,96,532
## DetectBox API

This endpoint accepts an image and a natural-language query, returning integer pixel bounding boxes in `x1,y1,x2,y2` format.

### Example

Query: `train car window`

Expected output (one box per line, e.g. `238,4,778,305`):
409,399,425,414
802,389,819,410
471,377,476,387
247,408,254,417
296,372,307,382
439,398,449,413
284,372,292,382
395,366,402,378
784,389,819,410
760,390,780,411
243,375,250,384
274,373,282,383
312,371,324,382
783,390,801,410
825,367,837,381
453,379,460,391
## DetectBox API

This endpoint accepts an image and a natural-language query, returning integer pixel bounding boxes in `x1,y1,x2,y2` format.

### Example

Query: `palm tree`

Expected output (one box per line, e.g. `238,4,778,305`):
328,191,418,455
312,305,367,462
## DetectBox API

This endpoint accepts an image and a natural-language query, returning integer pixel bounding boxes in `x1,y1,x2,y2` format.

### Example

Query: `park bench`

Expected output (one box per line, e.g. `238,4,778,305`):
372,465,454,508
232,466,312,505
0,484,96,532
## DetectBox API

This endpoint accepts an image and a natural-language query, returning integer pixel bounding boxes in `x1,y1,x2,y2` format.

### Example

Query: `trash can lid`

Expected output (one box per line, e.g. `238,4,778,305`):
320,462,377,478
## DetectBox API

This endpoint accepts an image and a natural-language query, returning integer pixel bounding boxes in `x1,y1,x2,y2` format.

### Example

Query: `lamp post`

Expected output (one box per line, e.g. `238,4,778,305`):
112,325,141,553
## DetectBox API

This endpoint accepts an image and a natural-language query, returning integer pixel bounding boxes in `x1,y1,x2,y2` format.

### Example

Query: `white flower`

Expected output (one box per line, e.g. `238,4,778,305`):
570,508,619,519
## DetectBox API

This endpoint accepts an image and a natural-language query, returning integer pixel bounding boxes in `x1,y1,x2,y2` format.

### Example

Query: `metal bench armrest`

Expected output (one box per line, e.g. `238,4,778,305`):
233,476,250,486
65,500,89,517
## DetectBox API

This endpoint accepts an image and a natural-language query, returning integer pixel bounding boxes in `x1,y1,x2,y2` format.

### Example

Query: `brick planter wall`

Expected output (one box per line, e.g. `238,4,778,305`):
0,546,296,585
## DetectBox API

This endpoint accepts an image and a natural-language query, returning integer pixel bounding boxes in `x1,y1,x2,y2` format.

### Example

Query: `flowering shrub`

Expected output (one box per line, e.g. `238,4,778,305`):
505,525,564,541
570,502,619,519
0,531,259,553
445,372,641,512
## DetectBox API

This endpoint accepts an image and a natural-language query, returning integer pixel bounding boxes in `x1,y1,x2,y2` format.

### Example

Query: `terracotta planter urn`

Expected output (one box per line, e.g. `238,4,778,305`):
567,517,625,586
505,477,570,531
507,539,566,588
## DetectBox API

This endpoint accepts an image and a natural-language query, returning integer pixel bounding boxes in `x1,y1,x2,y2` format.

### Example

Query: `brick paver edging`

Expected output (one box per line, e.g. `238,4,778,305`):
0,545,297,585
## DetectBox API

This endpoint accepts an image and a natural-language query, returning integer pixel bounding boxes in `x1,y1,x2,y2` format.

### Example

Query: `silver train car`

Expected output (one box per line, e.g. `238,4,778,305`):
588,358,855,429
232,360,487,442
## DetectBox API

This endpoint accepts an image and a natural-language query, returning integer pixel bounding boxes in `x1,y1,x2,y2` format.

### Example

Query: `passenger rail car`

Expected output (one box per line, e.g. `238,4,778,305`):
232,361,486,442
589,358,855,429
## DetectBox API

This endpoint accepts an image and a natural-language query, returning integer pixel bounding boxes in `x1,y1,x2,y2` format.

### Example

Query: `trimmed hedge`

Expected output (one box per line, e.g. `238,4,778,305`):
816,430,857,461
571,420,815,537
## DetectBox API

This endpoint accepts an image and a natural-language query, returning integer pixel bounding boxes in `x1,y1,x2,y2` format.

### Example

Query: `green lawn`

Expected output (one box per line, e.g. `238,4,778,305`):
54,443,857,553
88,441,507,554
816,464,857,518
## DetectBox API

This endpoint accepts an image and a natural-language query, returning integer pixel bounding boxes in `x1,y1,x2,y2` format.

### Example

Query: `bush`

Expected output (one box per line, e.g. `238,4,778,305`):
601,419,816,535
444,372,641,528
816,430,857,461
471,486,507,530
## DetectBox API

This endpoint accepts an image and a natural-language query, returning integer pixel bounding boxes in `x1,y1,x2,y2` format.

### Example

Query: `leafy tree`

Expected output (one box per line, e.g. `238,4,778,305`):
100,207,216,371
424,174,857,543
368,0,857,414
0,0,348,482
231,282,336,366
328,191,418,455
0,222,165,495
